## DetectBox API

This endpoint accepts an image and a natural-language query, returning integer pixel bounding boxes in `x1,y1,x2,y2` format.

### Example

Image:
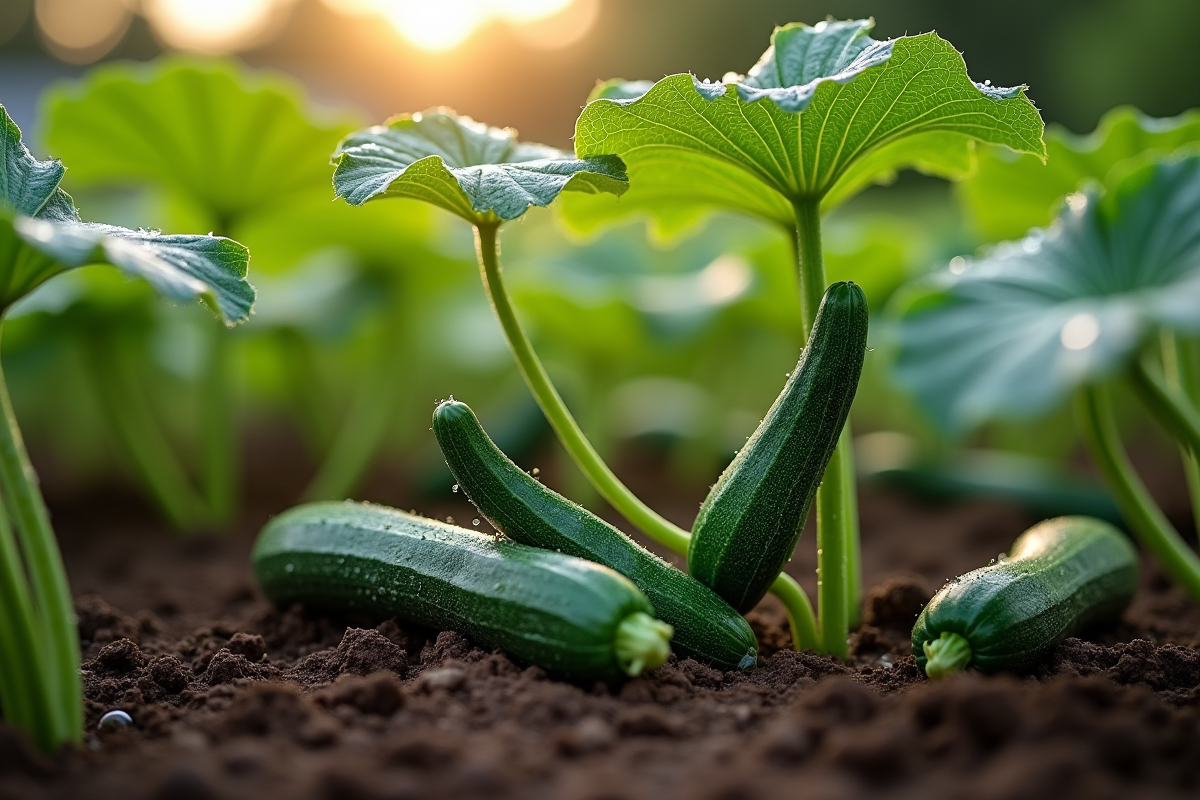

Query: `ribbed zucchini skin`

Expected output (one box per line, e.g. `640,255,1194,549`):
433,401,760,670
912,516,1139,674
254,501,655,680
688,281,868,612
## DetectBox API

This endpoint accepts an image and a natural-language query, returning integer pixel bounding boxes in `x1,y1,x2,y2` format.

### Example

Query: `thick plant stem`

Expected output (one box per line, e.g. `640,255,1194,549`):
201,325,237,526
1160,332,1200,540
1075,384,1200,603
1131,359,1200,457
473,224,819,647
0,335,80,746
795,199,857,657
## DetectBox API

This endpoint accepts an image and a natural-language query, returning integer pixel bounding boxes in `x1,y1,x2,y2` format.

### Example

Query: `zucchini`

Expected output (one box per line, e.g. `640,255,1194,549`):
913,516,1138,677
432,400,760,671
688,281,868,612
253,501,673,680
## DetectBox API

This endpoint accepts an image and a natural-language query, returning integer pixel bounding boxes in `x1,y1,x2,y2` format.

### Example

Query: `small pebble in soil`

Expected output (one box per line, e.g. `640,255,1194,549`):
98,710,133,731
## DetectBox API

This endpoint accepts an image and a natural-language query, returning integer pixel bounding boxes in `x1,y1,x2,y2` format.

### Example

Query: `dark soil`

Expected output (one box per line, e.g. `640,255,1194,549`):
2,465,1199,800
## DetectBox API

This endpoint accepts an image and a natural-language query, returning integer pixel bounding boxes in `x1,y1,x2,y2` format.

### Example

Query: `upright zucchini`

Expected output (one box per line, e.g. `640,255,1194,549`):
253,502,673,680
913,516,1138,677
433,400,760,671
688,281,868,612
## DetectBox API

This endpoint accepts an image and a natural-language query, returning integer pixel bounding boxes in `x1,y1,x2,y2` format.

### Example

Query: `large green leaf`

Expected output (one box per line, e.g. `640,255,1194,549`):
332,109,628,224
566,19,1044,237
891,152,1200,433
41,58,360,231
959,106,1200,242
1,105,252,323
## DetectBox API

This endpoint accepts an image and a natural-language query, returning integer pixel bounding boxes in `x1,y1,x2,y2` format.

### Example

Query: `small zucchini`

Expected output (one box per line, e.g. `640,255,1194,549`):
913,516,1139,677
433,399,760,671
688,281,868,612
253,501,673,680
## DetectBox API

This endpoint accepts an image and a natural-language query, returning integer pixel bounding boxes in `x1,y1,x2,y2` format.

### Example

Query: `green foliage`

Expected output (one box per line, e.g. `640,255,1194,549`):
332,110,628,223
566,19,1045,237
42,58,360,232
1,105,253,322
959,106,1200,242
892,152,1200,432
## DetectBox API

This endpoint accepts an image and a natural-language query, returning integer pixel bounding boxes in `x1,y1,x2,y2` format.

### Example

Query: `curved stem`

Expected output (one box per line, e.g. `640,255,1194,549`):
474,223,688,554
770,572,818,650
795,199,857,657
1075,384,1200,603
1130,358,1200,456
0,328,80,745
473,223,819,646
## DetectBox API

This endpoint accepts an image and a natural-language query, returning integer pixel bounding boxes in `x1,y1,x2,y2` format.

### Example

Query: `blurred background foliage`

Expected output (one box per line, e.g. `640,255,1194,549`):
0,0,1196,524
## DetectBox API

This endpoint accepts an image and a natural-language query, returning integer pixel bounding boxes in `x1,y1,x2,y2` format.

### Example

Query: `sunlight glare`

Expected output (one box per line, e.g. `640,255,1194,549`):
35,0,132,63
321,0,590,51
142,0,294,53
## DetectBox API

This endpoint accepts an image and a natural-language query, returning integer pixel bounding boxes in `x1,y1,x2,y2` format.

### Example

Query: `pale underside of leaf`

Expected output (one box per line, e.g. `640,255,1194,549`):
892,154,1200,432
0,103,255,323
570,27,1044,233
332,110,627,224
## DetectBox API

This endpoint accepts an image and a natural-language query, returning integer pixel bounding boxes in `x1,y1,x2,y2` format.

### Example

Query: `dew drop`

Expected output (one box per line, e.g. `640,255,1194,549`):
446,516,455,524
98,710,133,731
531,467,540,477
284,563,295,573
452,484,459,493
472,518,480,526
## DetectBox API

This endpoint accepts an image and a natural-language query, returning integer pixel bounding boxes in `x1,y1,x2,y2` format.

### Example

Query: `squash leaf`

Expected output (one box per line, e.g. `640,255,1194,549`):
41,58,360,231
1,105,253,323
959,106,1200,242
332,109,628,224
891,152,1200,432
566,19,1045,237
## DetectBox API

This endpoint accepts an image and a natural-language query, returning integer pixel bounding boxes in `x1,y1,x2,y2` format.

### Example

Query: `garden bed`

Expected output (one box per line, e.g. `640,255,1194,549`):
2,462,1197,800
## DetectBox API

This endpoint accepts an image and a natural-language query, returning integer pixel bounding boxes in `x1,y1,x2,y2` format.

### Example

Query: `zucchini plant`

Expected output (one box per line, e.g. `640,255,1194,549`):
0,104,253,751
330,107,821,648
564,18,1045,656
39,59,425,523
892,150,1200,602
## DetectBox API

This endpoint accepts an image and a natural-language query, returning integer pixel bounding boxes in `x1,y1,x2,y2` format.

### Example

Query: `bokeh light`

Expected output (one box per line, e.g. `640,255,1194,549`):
141,0,298,54
34,0,132,64
321,0,592,52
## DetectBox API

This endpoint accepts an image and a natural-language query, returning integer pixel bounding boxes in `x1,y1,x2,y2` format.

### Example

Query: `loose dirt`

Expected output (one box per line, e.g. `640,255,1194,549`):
2,466,1197,800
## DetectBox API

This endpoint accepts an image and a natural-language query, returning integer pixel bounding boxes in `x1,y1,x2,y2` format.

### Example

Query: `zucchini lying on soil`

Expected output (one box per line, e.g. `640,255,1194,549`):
253,501,673,680
913,516,1138,677
688,281,869,613
433,399,759,671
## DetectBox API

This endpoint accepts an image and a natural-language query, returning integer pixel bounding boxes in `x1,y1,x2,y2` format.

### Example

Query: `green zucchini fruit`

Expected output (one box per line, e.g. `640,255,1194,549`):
688,281,868,613
432,400,760,671
913,516,1138,677
253,501,673,680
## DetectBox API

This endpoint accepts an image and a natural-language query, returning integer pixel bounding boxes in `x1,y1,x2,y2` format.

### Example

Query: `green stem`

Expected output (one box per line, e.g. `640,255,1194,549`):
472,224,819,647
1160,332,1200,540
85,340,208,530
841,425,862,629
795,199,856,658
304,307,407,501
1075,384,1200,603
474,223,688,555
923,631,972,678
614,611,673,676
0,491,53,749
1130,359,1200,456
0,327,80,746
200,324,237,526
